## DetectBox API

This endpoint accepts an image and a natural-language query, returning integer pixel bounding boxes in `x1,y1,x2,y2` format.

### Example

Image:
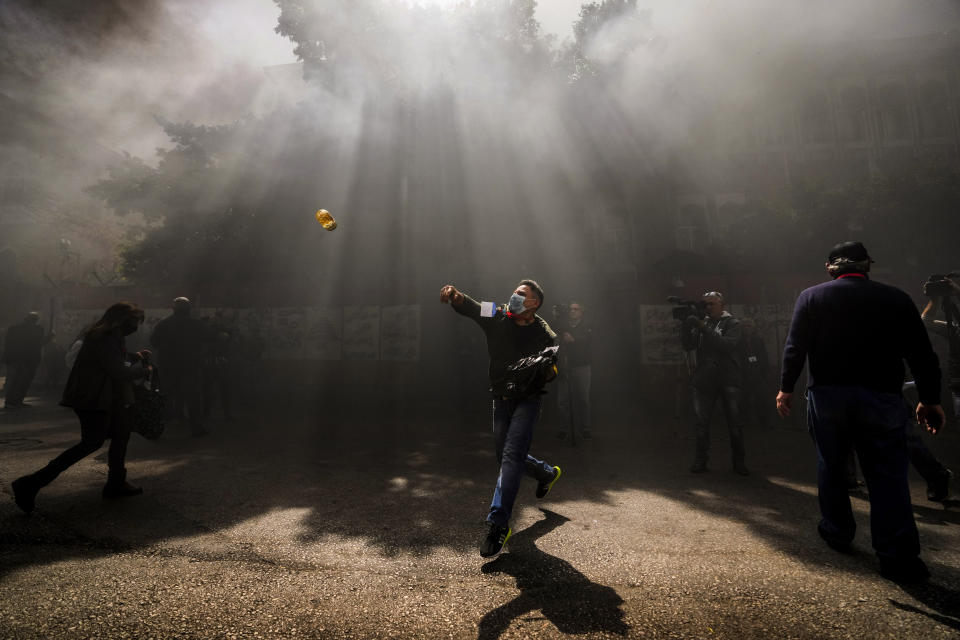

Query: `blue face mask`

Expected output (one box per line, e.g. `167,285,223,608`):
508,293,528,315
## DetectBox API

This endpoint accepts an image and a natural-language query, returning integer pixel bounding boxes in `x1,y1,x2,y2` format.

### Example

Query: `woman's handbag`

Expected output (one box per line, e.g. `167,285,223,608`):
130,365,166,440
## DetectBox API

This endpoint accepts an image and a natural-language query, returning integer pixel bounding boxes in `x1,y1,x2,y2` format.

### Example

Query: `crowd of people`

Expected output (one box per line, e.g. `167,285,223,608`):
439,240,954,585
4,240,957,585
4,296,265,510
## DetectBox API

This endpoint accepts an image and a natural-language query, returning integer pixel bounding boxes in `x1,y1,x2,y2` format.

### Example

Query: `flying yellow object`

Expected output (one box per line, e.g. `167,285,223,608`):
315,209,337,230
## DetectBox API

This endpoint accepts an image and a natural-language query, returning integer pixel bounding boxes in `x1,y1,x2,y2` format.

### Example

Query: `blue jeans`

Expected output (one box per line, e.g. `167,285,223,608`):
488,396,556,527
807,386,920,561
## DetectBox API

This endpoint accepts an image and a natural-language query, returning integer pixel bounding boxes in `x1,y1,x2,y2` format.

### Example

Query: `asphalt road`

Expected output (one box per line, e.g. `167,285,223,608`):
2,393,960,639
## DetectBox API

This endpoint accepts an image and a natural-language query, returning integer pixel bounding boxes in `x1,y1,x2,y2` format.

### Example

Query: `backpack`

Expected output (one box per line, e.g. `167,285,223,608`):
505,345,560,397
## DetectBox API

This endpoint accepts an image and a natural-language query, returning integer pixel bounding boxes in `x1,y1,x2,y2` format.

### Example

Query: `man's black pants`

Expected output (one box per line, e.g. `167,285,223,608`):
4,362,38,405
692,383,746,467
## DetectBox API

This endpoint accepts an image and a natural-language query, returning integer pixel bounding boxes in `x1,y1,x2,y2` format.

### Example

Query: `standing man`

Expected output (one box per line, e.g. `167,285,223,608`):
688,292,748,476
777,241,944,583
556,301,593,441
200,311,234,421
3,312,54,409
150,297,208,436
920,272,960,421
441,280,562,558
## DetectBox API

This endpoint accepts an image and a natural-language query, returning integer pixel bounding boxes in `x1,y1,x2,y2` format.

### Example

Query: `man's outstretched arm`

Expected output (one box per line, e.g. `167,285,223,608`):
440,284,484,323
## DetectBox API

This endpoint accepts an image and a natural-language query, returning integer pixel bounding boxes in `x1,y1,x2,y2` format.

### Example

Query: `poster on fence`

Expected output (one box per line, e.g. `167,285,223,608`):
268,307,311,359
342,306,380,360
729,303,792,367
306,307,343,360
380,304,420,362
639,305,686,365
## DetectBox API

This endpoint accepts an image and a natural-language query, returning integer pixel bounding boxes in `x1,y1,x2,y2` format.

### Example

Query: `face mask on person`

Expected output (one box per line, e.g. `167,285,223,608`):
507,293,529,314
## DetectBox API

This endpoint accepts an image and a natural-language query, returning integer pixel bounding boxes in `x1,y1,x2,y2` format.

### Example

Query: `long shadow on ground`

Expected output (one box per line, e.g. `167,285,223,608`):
2,394,960,637
477,508,628,640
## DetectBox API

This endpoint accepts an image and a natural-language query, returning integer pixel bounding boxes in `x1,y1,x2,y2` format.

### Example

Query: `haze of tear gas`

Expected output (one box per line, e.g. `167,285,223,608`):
3,0,960,295
0,0,298,281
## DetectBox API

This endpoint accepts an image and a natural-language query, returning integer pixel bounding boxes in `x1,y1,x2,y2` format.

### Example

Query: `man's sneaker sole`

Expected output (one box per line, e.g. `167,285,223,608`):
480,525,512,558
536,466,562,499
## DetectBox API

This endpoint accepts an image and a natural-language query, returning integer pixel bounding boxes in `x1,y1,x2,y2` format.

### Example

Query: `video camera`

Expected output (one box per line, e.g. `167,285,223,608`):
551,304,570,332
667,296,707,321
923,274,957,299
667,296,706,352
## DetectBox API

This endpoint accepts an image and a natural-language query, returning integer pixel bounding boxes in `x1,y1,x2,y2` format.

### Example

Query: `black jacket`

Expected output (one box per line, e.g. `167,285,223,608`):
150,313,207,371
923,316,960,388
453,294,557,397
61,332,145,411
559,321,592,368
692,312,742,389
2,321,49,366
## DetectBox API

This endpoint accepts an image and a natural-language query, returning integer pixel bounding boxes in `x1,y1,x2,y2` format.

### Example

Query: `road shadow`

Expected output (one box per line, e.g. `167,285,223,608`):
889,564,960,631
2,391,959,631
477,508,628,640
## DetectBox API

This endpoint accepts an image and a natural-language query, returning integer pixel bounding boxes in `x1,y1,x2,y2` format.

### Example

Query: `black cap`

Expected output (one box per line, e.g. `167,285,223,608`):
827,241,873,264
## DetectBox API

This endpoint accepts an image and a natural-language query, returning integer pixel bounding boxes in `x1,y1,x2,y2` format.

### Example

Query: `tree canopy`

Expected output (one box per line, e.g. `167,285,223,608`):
85,0,960,290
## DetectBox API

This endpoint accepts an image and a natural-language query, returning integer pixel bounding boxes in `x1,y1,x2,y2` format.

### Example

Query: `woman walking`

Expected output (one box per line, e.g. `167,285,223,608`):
12,302,152,512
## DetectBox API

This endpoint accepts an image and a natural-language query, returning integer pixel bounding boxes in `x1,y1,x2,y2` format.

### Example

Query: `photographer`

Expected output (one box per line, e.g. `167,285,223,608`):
921,272,960,418
687,291,749,476
441,280,562,558
553,301,592,442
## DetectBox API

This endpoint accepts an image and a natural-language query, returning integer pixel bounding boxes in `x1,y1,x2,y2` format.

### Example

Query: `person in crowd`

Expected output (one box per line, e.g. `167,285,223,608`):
42,339,68,391
738,317,771,430
847,380,952,501
441,280,562,558
202,312,234,421
235,323,264,412
150,297,208,436
2,312,54,409
777,241,944,583
921,272,960,422
556,301,593,442
11,303,151,512
688,292,749,476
